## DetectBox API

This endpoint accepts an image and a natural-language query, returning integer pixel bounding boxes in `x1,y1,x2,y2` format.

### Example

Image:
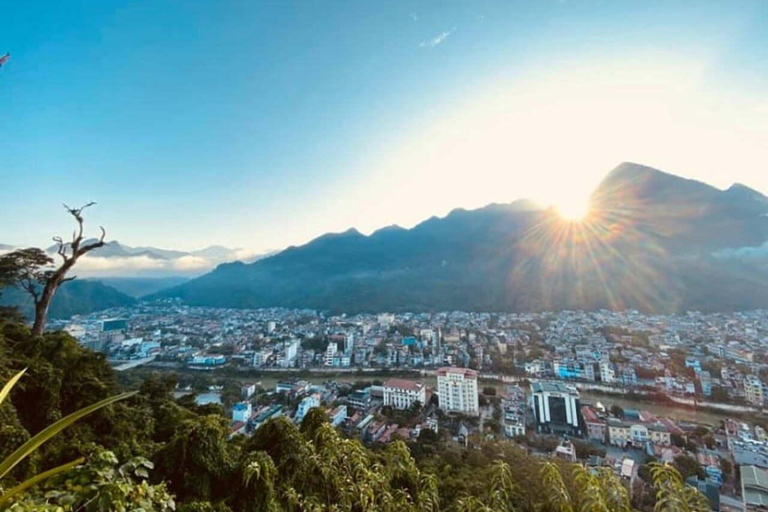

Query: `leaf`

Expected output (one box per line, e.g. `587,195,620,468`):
0,390,136,480
0,368,26,407
0,457,84,508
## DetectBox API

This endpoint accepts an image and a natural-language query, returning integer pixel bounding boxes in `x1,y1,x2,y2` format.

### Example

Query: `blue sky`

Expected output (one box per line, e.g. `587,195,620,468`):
2,0,767,253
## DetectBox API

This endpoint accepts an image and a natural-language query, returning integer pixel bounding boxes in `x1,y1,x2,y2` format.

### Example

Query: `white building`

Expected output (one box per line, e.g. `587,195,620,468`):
232,402,252,423
296,394,320,423
437,367,479,415
600,362,616,383
383,378,426,410
280,339,300,367
253,350,270,367
324,342,338,366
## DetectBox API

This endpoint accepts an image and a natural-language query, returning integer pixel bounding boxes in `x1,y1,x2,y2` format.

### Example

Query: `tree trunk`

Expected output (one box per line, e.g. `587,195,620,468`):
31,278,61,337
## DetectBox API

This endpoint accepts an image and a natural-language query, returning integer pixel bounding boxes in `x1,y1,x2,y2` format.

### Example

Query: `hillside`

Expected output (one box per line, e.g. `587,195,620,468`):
94,276,189,298
0,279,136,319
154,163,768,313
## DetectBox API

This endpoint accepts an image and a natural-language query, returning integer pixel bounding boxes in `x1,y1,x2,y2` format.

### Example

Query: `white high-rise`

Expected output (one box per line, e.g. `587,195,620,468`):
437,367,479,415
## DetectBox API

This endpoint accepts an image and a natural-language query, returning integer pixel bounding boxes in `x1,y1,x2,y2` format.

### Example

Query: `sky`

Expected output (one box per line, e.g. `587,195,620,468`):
2,0,768,254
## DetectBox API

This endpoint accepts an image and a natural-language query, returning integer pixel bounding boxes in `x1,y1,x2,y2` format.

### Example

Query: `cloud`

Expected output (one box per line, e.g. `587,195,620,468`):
419,31,452,48
71,254,212,277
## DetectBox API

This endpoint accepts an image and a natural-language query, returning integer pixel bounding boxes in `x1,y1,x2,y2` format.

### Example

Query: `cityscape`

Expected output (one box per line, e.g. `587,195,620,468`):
3,0,768,511
47,300,768,511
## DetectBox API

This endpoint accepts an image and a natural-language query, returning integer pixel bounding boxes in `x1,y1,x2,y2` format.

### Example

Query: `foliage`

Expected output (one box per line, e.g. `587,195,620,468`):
0,369,136,509
650,463,710,512
6,451,175,512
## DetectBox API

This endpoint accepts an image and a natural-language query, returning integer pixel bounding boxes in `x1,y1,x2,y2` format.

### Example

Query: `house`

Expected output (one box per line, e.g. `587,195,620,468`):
296,394,321,423
582,406,606,442
330,405,347,427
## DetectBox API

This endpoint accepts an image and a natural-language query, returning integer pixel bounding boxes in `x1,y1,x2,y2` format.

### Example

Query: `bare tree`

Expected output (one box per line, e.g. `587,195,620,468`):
0,202,106,336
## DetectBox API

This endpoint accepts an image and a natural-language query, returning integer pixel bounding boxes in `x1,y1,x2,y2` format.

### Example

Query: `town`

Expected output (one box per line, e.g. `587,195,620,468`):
52,300,768,511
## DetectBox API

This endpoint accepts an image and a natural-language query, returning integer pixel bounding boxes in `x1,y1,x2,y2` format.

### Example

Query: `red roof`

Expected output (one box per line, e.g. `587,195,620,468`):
581,405,602,424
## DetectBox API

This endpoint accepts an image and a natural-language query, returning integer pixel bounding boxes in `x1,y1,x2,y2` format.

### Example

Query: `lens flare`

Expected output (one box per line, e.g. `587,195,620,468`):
556,199,590,221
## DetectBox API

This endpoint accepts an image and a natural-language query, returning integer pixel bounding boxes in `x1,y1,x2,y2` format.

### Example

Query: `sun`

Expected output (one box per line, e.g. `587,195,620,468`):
555,198,591,221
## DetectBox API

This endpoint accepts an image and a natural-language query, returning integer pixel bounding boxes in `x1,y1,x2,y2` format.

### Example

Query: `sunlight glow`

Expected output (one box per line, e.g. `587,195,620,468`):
556,198,590,222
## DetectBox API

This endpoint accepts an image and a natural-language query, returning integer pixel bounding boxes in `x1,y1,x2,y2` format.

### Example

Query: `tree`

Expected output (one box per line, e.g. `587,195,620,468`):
0,203,105,336
674,454,704,480
609,405,625,418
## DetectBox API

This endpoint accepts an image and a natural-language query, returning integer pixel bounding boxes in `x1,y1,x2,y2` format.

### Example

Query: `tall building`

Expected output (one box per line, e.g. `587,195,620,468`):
281,339,300,367
745,375,764,406
383,378,426,410
324,341,338,366
437,367,479,415
531,381,584,436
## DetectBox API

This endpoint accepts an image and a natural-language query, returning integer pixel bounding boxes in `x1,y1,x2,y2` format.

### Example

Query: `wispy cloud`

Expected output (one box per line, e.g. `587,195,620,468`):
419,30,452,48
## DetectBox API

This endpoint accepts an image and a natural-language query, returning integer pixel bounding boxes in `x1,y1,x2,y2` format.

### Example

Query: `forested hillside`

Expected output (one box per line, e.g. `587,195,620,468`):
0,279,136,320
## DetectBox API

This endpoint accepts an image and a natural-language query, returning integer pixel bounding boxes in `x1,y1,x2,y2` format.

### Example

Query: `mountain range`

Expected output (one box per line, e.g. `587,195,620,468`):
152,163,768,314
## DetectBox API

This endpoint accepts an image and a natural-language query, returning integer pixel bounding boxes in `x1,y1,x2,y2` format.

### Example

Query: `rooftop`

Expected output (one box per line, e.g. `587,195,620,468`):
531,381,579,396
437,366,478,378
384,378,425,392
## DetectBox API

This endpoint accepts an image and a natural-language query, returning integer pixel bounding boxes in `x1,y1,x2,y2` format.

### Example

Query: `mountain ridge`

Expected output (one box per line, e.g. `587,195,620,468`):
152,163,768,313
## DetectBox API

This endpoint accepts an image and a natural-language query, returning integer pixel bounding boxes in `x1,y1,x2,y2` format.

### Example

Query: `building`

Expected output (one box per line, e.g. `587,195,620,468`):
324,342,338,366
741,465,768,510
745,375,764,406
348,388,372,410
608,418,670,447
582,406,606,442
608,419,631,447
600,362,616,384
189,354,226,367
530,381,584,436
330,405,347,427
383,378,426,410
698,371,713,397
296,394,320,423
437,367,479,415
232,402,252,423
281,339,300,367
621,367,638,387
241,383,257,398
253,350,270,367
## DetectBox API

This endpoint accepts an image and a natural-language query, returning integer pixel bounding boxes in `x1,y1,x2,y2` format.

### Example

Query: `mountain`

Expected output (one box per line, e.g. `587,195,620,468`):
93,276,190,298
0,279,136,320
1,241,271,278
153,163,768,314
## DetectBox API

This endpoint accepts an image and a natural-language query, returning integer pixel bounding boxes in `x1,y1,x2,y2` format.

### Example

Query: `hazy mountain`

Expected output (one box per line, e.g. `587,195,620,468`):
153,163,768,313
1,240,271,278
94,276,190,298
0,280,136,320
